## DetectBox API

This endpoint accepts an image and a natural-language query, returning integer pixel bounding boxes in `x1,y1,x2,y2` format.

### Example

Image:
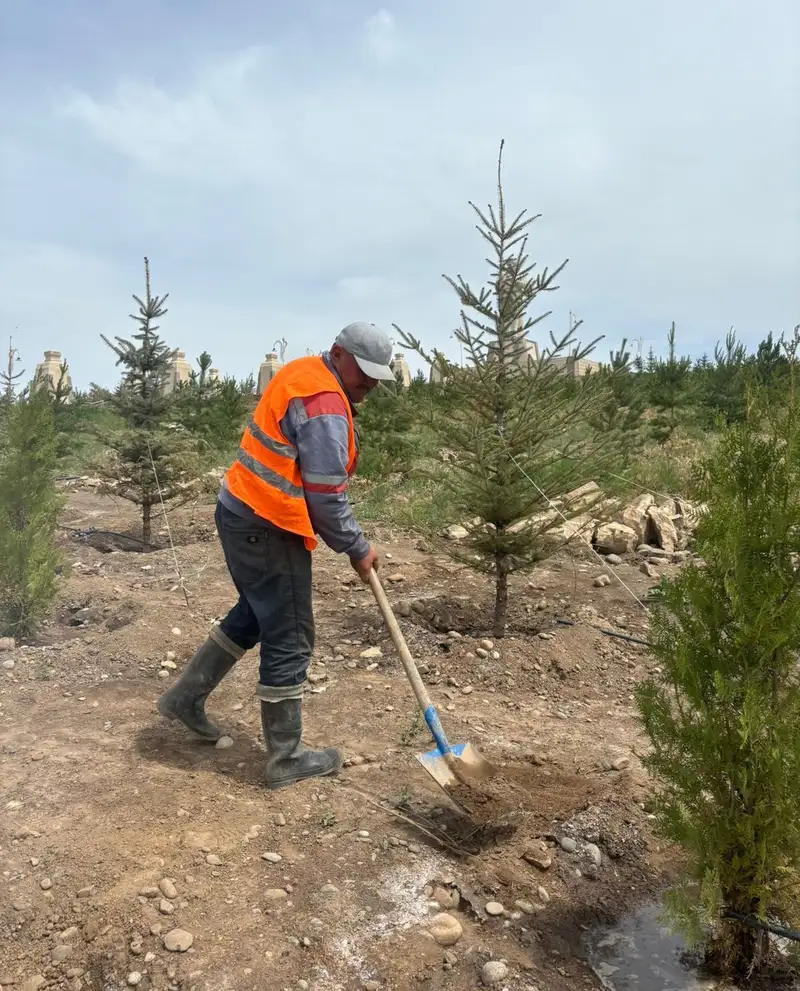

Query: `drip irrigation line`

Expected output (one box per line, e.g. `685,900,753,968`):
553,617,651,648
59,525,150,547
722,909,800,942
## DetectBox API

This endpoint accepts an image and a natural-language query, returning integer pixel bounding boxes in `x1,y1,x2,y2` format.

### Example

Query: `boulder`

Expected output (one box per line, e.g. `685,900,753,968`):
594,522,638,556
673,498,707,548
442,524,469,541
562,481,602,512
620,493,655,540
508,510,557,535
545,513,596,546
645,506,679,553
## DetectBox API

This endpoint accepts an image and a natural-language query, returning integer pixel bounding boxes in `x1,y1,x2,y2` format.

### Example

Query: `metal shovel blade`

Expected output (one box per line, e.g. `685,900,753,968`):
416,741,496,791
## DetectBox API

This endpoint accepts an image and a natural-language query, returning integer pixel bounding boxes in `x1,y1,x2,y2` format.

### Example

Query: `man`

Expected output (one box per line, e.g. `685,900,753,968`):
157,322,396,789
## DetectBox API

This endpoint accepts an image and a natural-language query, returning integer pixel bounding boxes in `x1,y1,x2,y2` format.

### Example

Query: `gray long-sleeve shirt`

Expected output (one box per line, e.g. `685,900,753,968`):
218,351,369,559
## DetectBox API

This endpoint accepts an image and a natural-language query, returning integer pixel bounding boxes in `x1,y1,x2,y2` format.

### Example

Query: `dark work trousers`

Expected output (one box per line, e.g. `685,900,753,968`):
214,501,314,699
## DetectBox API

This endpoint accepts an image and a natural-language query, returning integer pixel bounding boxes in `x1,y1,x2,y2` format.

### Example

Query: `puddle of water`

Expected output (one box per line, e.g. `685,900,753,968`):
585,902,717,991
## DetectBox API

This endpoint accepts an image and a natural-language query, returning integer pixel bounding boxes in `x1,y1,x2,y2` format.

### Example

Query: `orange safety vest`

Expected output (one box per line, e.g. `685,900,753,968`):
224,356,357,550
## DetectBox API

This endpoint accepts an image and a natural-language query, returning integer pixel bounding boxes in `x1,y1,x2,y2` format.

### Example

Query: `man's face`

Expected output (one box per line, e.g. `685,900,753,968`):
330,344,378,404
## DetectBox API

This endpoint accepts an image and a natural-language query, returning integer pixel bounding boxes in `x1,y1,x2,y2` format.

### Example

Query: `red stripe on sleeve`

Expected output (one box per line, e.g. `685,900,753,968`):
304,480,349,494
303,391,347,419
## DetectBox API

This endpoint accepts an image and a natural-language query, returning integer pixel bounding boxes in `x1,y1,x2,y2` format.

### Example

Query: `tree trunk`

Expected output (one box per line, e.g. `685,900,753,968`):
709,902,768,979
733,924,765,976
142,502,151,547
493,563,508,639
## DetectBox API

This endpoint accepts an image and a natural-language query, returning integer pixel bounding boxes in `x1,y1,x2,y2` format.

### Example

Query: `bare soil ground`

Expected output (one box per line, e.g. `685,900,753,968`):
1,492,682,991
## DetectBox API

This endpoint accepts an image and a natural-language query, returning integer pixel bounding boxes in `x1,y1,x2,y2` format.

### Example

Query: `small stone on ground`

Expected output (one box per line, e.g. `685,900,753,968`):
428,912,463,946
481,960,509,985
163,928,194,952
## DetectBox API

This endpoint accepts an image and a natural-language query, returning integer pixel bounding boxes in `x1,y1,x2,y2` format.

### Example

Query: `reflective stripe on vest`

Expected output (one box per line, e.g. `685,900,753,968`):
223,356,356,550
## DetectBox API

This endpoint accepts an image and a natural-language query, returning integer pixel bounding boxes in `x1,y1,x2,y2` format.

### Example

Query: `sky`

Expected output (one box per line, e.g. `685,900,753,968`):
1,0,798,389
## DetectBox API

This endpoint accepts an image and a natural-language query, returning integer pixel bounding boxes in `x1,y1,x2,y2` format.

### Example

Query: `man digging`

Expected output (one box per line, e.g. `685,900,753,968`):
157,322,395,788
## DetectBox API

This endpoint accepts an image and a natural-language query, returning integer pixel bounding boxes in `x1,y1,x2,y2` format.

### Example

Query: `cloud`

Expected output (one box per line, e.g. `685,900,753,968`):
1,0,798,389
362,10,399,64
336,276,393,300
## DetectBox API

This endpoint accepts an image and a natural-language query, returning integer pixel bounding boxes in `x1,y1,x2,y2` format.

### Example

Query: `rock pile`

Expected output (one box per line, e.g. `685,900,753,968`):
441,482,706,561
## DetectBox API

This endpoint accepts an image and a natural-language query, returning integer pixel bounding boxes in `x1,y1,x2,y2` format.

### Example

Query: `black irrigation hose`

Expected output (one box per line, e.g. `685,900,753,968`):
59,525,151,548
554,617,652,648
722,909,800,942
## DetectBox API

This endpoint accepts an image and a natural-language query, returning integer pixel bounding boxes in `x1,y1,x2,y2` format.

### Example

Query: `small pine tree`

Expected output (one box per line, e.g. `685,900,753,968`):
647,322,694,443
0,337,24,406
45,362,87,462
238,373,256,396
696,328,749,427
591,337,648,467
637,328,800,979
356,381,416,480
397,142,623,637
751,331,788,394
0,386,63,638
176,352,247,458
93,258,201,544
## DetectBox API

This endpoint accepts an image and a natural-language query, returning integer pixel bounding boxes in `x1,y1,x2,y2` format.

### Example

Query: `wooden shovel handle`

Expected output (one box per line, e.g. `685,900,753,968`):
368,569,454,758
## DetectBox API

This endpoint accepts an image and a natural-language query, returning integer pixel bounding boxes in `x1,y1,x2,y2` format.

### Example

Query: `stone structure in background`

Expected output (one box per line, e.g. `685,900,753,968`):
163,350,192,394
546,353,601,377
33,350,72,400
258,352,283,395
210,367,220,382
518,340,540,369
391,352,411,389
430,356,449,385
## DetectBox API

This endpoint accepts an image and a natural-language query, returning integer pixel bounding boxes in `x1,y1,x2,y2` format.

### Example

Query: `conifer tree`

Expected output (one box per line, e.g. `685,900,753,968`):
0,385,63,638
355,380,416,480
397,142,623,637
238,372,257,396
751,331,788,394
93,258,201,545
176,352,247,458
696,328,748,427
45,362,88,462
0,337,24,406
647,322,694,443
591,337,648,466
637,328,800,978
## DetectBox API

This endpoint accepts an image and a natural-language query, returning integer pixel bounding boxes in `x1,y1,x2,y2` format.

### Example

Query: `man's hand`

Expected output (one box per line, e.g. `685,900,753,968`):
350,546,379,583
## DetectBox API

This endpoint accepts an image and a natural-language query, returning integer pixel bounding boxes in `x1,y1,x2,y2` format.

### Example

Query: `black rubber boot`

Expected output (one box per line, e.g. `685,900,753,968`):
260,698,341,789
157,631,243,741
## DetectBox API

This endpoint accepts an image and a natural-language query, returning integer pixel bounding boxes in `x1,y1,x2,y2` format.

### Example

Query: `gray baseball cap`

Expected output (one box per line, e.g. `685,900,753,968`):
335,321,395,381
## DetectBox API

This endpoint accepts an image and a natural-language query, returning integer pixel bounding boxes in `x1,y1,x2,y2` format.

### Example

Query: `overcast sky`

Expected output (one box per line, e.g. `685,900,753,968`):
2,0,798,389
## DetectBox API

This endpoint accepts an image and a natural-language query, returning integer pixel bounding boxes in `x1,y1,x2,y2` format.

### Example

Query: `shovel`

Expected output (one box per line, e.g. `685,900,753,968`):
368,570,496,794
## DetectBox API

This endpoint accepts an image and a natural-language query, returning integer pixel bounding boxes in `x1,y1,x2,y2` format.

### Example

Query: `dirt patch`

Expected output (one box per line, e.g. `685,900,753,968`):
439,756,591,836
0,491,683,991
